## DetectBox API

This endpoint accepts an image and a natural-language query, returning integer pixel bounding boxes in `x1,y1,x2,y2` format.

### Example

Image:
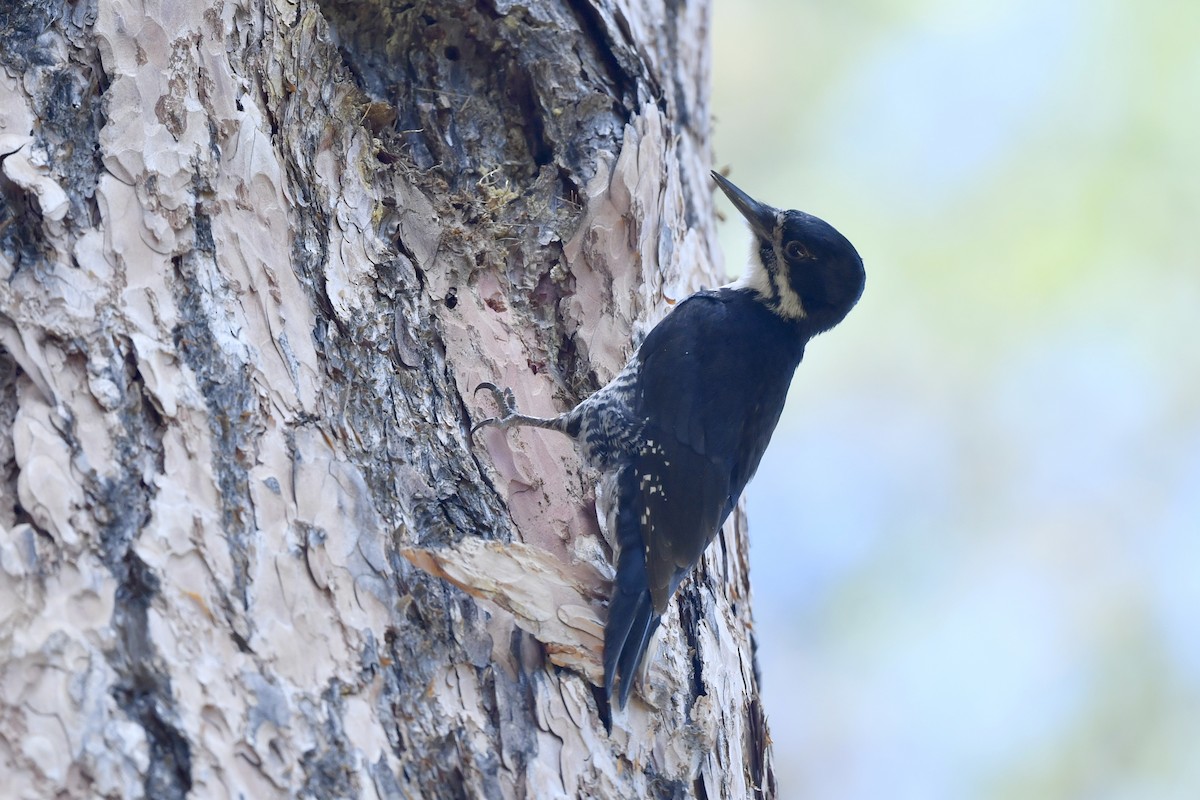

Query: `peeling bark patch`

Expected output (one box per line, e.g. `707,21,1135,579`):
170,211,258,610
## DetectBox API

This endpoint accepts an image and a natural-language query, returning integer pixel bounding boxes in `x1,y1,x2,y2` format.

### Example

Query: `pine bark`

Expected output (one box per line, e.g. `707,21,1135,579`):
0,0,775,797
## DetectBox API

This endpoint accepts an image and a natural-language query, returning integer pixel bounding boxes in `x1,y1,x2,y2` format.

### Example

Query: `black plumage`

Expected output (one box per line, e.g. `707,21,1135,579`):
474,171,865,714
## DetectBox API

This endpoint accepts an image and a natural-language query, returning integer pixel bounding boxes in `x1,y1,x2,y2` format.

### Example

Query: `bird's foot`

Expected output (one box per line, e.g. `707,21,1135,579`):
471,381,521,436
472,381,568,437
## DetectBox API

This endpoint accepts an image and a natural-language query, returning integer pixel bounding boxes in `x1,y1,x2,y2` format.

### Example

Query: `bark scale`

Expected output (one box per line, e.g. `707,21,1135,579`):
0,0,775,797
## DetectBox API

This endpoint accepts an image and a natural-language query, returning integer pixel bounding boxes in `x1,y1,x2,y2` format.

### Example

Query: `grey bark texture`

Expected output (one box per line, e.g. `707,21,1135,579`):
0,0,776,797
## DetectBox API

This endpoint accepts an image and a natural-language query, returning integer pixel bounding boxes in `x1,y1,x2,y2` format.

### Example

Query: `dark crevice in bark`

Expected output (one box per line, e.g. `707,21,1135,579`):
36,60,105,228
560,0,645,105
109,553,194,800
590,681,612,733
86,333,191,800
92,339,165,569
746,695,775,799
677,582,708,701
0,153,50,274
663,0,703,231
0,0,106,246
0,348,20,529
662,0,689,128
646,769,690,800
170,200,259,616
300,680,362,799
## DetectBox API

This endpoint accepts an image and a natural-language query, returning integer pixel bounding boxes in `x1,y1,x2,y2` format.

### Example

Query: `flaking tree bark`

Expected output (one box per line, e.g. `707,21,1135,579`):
0,0,776,797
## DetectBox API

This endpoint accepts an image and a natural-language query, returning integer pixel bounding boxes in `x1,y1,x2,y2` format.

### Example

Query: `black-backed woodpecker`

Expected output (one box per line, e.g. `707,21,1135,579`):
474,171,865,712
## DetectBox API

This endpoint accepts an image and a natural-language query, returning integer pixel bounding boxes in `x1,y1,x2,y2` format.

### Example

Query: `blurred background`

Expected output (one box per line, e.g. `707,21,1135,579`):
709,1,1200,797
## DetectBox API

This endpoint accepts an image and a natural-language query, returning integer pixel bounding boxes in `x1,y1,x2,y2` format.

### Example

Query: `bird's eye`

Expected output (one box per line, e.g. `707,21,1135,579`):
785,241,811,261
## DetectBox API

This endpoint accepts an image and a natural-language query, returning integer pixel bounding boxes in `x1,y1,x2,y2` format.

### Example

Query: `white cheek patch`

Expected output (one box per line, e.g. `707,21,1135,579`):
727,212,807,320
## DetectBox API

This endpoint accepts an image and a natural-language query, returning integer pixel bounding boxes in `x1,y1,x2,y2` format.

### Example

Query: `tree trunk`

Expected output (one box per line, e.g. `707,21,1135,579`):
0,0,775,797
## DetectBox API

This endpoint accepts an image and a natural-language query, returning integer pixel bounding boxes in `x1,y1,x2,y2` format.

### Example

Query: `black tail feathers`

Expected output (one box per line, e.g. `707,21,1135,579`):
603,573,659,710
603,466,662,712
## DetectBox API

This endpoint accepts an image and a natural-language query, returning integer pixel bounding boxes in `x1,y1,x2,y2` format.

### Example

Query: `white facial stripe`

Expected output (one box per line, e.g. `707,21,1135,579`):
727,213,807,319
770,211,807,319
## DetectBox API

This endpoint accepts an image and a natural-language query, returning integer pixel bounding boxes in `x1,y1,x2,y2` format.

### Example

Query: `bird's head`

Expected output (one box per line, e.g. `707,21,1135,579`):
713,171,865,335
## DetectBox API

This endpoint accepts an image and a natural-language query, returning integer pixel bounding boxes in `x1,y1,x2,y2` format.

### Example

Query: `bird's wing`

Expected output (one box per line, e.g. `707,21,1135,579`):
633,291,800,610
603,437,730,708
604,291,800,708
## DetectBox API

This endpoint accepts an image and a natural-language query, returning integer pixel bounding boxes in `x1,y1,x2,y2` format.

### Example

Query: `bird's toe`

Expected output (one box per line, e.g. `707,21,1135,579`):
471,381,524,435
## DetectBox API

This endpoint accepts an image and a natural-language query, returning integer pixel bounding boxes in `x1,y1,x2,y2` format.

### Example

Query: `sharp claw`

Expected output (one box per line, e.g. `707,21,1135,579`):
470,417,498,437
471,381,524,440
471,381,509,438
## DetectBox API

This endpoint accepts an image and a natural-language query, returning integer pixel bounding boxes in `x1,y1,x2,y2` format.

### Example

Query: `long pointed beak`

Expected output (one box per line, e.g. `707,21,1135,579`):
711,171,777,241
